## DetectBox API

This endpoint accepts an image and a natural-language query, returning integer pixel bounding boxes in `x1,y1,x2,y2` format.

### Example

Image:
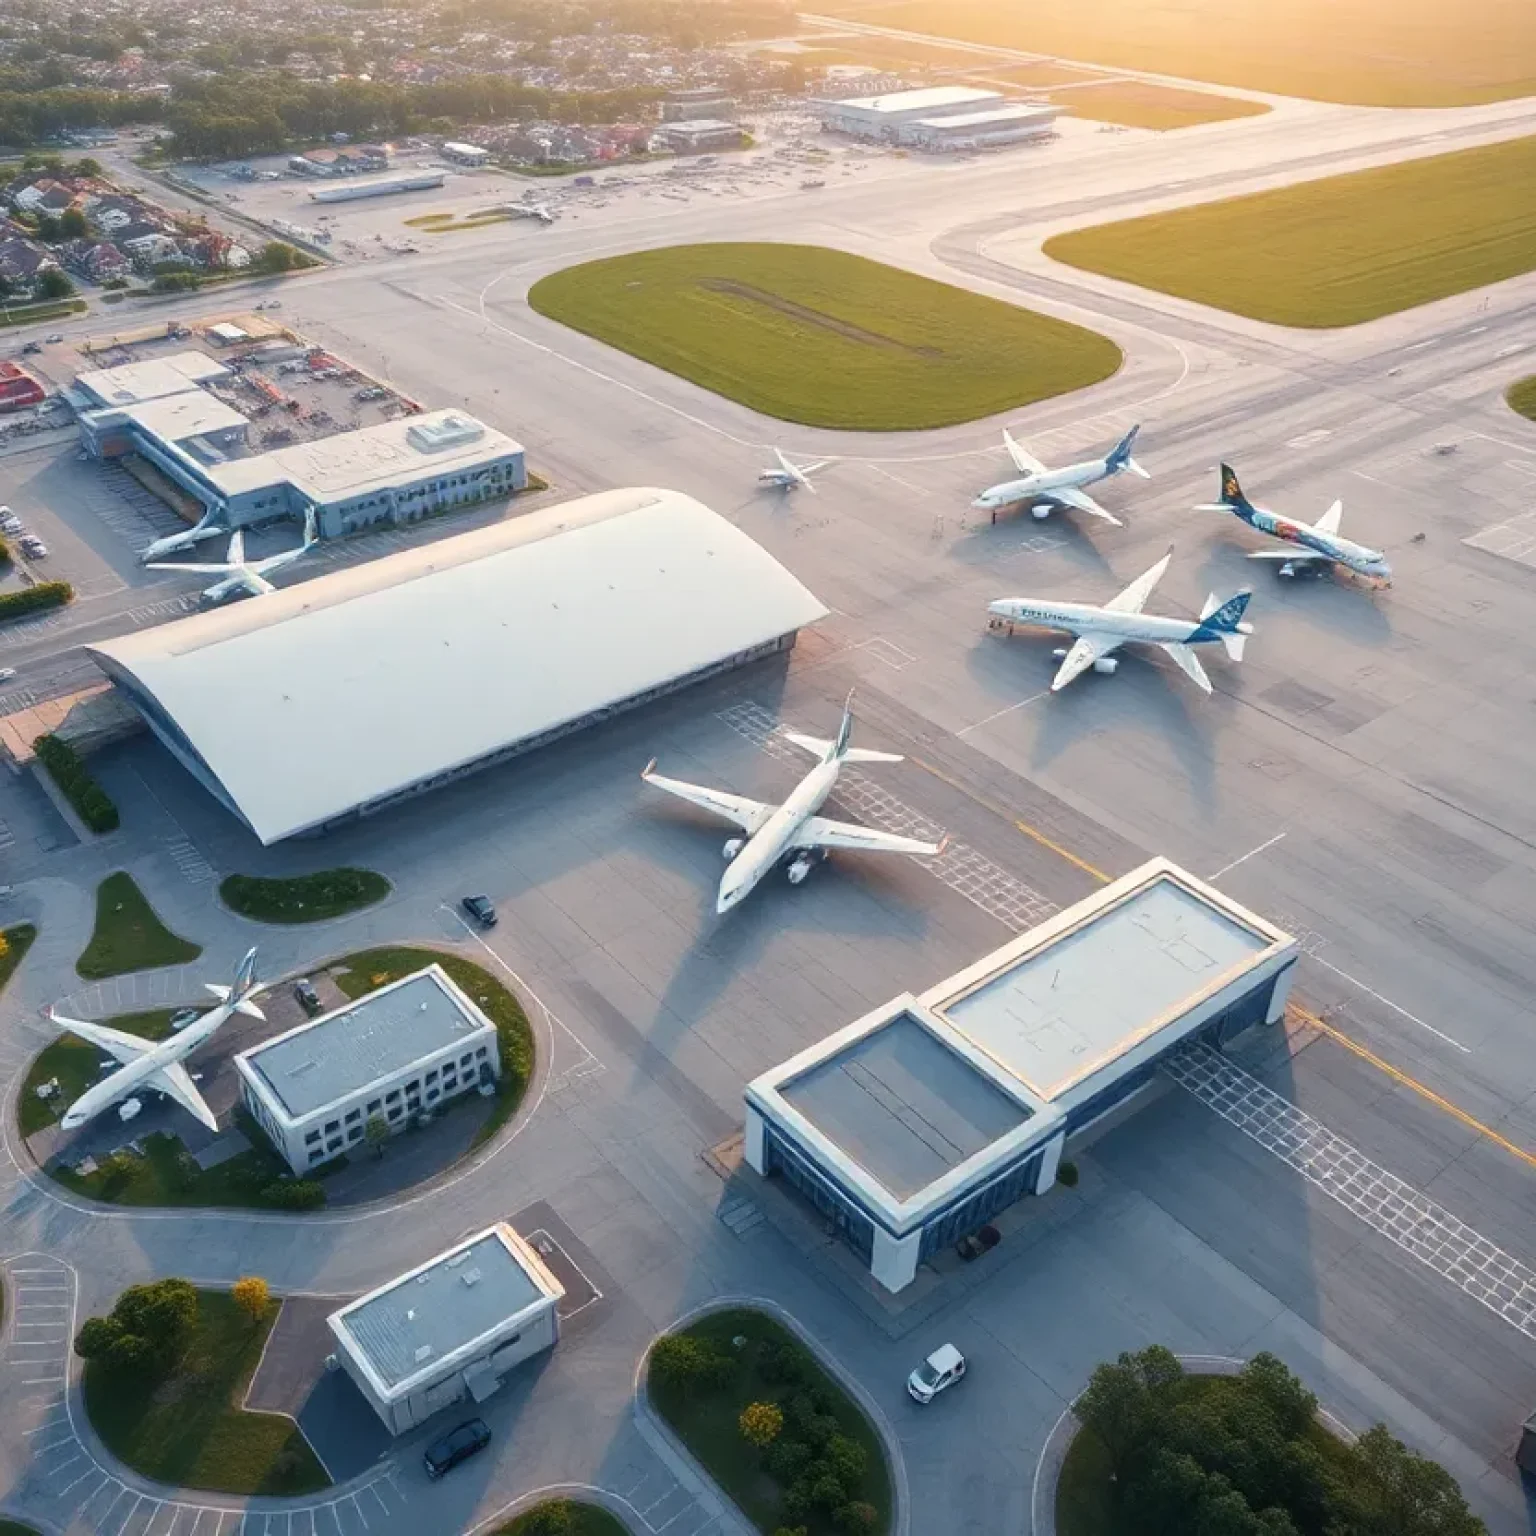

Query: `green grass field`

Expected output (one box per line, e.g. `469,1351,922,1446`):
219,869,390,924
528,244,1120,430
1050,80,1271,130
77,872,202,979
813,0,1536,106
83,1289,329,1496
1508,376,1536,421
491,1504,632,1535
1045,135,1536,328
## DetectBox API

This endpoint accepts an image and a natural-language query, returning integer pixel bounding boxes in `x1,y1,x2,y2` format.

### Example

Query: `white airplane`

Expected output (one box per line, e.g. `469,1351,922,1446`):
140,505,228,564
759,448,829,493
50,947,266,1133
1196,464,1392,583
973,425,1150,523
641,692,946,913
150,507,317,605
987,548,1253,694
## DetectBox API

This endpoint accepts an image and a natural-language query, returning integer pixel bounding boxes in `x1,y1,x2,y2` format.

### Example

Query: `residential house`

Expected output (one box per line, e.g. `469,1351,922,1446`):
0,236,58,294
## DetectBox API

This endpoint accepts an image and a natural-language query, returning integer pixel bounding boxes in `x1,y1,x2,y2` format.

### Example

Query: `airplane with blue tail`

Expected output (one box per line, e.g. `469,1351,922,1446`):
973,424,1150,523
1196,464,1391,584
987,547,1253,694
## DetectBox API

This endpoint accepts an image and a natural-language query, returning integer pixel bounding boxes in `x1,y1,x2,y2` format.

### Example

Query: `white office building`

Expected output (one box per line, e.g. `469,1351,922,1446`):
235,966,500,1172
745,859,1297,1292
813,86,1003,141
328,1223,563,1434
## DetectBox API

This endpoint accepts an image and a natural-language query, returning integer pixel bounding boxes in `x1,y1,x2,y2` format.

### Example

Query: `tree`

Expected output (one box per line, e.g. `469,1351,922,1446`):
36,267,75,300
232,1275,269,1327
1238,1353,1317,1440
256,240,299,274
75,1278,197,1375
1330,1425,1487,1536
1075,1344,1183,1479
59,207,87,240
364,1113,389,1158
739,1400,783,1448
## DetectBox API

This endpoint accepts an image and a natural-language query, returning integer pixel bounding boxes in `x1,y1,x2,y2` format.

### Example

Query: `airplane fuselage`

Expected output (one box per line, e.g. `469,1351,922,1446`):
977,456,1112,510
1234,504,1389,578
988,599,1226,647
717,757,840,912
60,1005,232,1129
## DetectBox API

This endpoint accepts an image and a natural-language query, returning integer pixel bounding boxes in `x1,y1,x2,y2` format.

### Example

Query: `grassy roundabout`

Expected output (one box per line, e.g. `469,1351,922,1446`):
80,1284,329,1497
528,243,1121,430
1508,376,1536,422
491,1503,632,1535
648,1308,891,1535
76,871,202,979
219,868,391,924
1045,136,1536,328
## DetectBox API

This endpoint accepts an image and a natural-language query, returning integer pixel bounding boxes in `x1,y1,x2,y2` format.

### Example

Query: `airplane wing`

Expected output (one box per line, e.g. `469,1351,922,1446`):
641,762,775,834
1051,633,1120,691
227,529,246,565
799,460,830,476
50,1012,155,1064
1160,643,1213,694
1246,549,1330,564
1047,485,1123,525
235,569,276,596
791,816,944,857
1104,549,1173,614
149,1060,218,1132
1003,429,1046,475
1313,499,1344,535
149,560,233,575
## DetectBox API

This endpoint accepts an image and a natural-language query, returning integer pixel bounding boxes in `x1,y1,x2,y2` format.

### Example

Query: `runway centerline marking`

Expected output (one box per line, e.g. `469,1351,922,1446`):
1208,831,1286,881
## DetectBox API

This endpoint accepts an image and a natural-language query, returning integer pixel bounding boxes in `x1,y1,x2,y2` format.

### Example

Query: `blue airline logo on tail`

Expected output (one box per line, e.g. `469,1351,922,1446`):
1190,591,1252,642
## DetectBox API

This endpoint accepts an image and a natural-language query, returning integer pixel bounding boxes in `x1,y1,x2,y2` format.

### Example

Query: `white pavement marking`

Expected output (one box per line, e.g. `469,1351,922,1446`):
1207,830,1286,881
719,700,1057,931
957,690,1047,737
1168,1044,1536,1339
1308,951,1472,1054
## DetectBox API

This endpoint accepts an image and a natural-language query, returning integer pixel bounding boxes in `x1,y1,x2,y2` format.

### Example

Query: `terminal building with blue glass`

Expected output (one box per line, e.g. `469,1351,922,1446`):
744,858,1297,1292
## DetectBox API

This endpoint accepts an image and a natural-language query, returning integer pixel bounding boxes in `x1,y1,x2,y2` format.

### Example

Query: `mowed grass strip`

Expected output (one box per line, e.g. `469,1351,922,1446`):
1050,80,1270,130
529,243,1121,430
1508,375,1536,422
1045,135,1536,327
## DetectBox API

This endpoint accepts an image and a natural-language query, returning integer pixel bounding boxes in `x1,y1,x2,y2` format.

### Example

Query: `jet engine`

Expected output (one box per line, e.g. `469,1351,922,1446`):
1052,646,1069,659
786,854,817,885
1278,562,1298,578
1030,504,1052,520
723,837,745,862
1092,657,1119,675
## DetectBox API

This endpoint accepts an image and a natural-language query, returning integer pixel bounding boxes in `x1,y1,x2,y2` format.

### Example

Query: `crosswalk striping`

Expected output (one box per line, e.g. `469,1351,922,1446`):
166,836,216,885
718,700,1057,932
1167,1042,1536,1343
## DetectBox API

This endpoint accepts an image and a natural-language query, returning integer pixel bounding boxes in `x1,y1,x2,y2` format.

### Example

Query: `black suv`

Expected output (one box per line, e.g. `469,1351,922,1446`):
292,978,322,1015
462,894,497,928
423,1418,491,1480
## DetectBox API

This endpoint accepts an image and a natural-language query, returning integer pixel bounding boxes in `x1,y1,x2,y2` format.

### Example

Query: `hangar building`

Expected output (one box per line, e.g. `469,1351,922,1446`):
744,859,1297,1291
904,103,1059,152
89,487,827,844
329,1223,563,1434
813,86,1003,141
236,965,500,1173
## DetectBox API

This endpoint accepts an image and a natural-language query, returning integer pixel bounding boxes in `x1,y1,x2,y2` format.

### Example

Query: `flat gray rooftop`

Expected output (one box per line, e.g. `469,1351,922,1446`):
938,880,1267,1099
779,1012,1030,1200
338,1230,542,1390
243,968,486,1119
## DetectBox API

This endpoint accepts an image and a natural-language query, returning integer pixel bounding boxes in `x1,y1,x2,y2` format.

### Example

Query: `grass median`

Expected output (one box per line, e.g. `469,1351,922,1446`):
1508,376,1536,422
529,243,1120,430
83,1288,328,1497
76,871,202,979
1045,135,1536,327
491,1504,632,1535
219,868,390,924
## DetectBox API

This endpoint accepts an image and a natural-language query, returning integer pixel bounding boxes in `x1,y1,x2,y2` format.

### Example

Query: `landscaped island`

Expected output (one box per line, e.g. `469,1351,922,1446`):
219,868,390,924
529,243,1121,430
1508,376,1536,423
76,871,201,979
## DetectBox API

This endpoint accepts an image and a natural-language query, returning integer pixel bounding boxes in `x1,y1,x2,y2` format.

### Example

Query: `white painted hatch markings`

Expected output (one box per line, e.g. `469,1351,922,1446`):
718,700,1056,931
1167,1044,1536,1341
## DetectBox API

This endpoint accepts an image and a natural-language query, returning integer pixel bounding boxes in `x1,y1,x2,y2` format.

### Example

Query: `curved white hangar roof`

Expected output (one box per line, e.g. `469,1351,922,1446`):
90,487,827,844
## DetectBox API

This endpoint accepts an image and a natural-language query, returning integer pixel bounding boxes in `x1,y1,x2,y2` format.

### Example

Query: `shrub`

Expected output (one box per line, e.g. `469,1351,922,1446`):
760,1340,810,1386
771,1528,809,1536
740,1400,784,1448
782,1479,815,1521
766,1437,812,1483
820,1433,867,1491
1056,1159,1080,1187
809,1473,846,1512
33,732,118,833
258,1179,324,1210
151,271,199,292
0,581,72,621
232,1275,270,1325
836,1503,878,1533
650,1333,730,1395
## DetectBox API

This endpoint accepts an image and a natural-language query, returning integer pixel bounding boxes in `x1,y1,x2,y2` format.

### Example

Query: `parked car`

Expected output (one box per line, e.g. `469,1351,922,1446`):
423,1418,491,1480
907,1343,966,1403
44,333,64,344
462,894,497,928
0,515,22,534
0,668,15,682
20,537,47,558
293,977,322,1015
20,341,42,355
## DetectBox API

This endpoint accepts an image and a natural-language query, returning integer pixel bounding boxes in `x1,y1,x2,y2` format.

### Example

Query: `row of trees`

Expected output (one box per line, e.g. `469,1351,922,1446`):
33,730,118,833
1076,1346,1485,1536
74,1276,270,1374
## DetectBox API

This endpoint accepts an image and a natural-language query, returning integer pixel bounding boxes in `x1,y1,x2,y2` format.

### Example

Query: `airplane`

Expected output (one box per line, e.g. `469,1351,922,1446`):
972,424,1149,523
50,947,266,1133
1196,464,1392,583
758,448,829,493
987,547,1253,694
640,691,947,913
140,505,228,564
149,507,317,606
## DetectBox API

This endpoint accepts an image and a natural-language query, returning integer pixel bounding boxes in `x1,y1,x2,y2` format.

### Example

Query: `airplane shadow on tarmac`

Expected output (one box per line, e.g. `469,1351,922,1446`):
946,508,1120,582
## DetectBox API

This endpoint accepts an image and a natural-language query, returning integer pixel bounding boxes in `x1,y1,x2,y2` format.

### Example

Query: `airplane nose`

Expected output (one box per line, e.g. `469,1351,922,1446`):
972,495,991,509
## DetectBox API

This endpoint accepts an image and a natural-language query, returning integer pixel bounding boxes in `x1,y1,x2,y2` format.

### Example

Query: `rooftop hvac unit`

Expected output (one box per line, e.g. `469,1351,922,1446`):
461,1267,482,1287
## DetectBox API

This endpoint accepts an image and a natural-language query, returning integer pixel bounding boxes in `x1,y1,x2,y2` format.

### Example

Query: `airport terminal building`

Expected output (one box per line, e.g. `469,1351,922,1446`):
813,86,1056,151
90,487,827,844
745,859,1297,1291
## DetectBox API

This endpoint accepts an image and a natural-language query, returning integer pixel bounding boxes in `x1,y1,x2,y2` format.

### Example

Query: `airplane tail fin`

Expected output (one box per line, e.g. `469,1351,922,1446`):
834,689,855,758
1108,425,1149,478
1191,590,1253,655
1206,463,1253,511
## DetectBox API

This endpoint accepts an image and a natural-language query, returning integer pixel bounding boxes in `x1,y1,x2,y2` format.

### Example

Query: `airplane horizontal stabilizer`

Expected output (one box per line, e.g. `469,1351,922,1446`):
781,730,834,759
235,998,265,1020
1245,549,1327,563
841,748,904,765
1220,631,1248,662
1160,644,1213,694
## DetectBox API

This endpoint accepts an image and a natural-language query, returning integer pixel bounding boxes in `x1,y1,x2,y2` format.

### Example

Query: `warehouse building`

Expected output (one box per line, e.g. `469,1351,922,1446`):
745,859,1297,1291
651,119,747,155
813,85,1003,142
904,103,1059,152
663,86,735,121
235,965,500,1173
308,172,446,204
328,1223,563,1434
441,141,490,167
89,487,827,844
